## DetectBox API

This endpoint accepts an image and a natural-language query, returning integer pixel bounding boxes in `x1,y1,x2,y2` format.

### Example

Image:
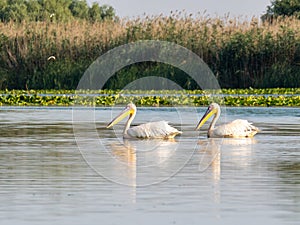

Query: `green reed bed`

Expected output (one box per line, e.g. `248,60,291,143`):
0,14,299,90
1,88,299,107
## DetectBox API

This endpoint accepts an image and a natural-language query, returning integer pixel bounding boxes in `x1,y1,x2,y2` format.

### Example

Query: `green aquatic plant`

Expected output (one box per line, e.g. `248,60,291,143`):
0,88,299,107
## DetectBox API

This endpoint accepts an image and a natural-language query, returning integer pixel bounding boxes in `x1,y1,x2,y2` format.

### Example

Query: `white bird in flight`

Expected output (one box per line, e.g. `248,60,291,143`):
47,56,56,61
107,103,182,139
196,103,259,138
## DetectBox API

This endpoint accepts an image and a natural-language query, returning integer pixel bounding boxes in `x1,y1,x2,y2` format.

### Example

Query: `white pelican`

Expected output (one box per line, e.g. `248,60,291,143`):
196,103,259,138
106,103,182,139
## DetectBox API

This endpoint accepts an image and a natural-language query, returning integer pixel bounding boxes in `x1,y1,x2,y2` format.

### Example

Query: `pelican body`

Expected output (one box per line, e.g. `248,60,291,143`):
107,103,182,139
196,103,259,138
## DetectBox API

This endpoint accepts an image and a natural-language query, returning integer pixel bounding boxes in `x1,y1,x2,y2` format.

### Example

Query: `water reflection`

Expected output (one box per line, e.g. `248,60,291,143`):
123,139,179,165
104,138,181,187
198,139,221,177
197,139,221,206
197,138,257,205
109,140,136,165
0,107,300,225
198,138,256,173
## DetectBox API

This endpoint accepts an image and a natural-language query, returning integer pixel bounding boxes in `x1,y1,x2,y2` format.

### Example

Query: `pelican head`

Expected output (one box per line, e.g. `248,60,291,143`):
196,103,220,130
107,103,136,128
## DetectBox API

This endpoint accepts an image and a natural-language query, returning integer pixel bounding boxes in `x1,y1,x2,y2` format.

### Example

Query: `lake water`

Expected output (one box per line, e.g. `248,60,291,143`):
0,106,299,225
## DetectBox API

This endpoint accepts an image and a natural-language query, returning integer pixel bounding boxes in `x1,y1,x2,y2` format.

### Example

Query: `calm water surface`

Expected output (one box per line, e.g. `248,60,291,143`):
0,106,299,225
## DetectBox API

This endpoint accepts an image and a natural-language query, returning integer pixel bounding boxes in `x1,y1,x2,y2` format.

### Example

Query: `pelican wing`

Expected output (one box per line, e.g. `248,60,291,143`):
213,119,259,138
127,121,182,139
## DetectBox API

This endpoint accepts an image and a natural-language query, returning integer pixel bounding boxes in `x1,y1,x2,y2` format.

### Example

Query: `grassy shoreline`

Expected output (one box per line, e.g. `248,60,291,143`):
1,88,299,107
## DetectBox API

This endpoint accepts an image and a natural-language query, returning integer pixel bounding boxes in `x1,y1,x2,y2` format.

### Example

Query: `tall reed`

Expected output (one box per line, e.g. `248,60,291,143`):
0,13,299,89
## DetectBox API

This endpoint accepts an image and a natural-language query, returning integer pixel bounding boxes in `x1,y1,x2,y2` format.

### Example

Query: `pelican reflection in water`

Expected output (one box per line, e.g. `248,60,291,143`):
110,139,178,165
107,103,182,139
197,138,256,204
196,103,259,138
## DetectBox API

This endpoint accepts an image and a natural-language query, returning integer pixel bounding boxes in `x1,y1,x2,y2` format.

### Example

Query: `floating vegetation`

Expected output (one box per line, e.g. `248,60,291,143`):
0,89,299,107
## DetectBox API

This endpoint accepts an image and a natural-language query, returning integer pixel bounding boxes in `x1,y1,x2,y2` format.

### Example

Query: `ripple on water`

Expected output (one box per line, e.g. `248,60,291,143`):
0,107,299,225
